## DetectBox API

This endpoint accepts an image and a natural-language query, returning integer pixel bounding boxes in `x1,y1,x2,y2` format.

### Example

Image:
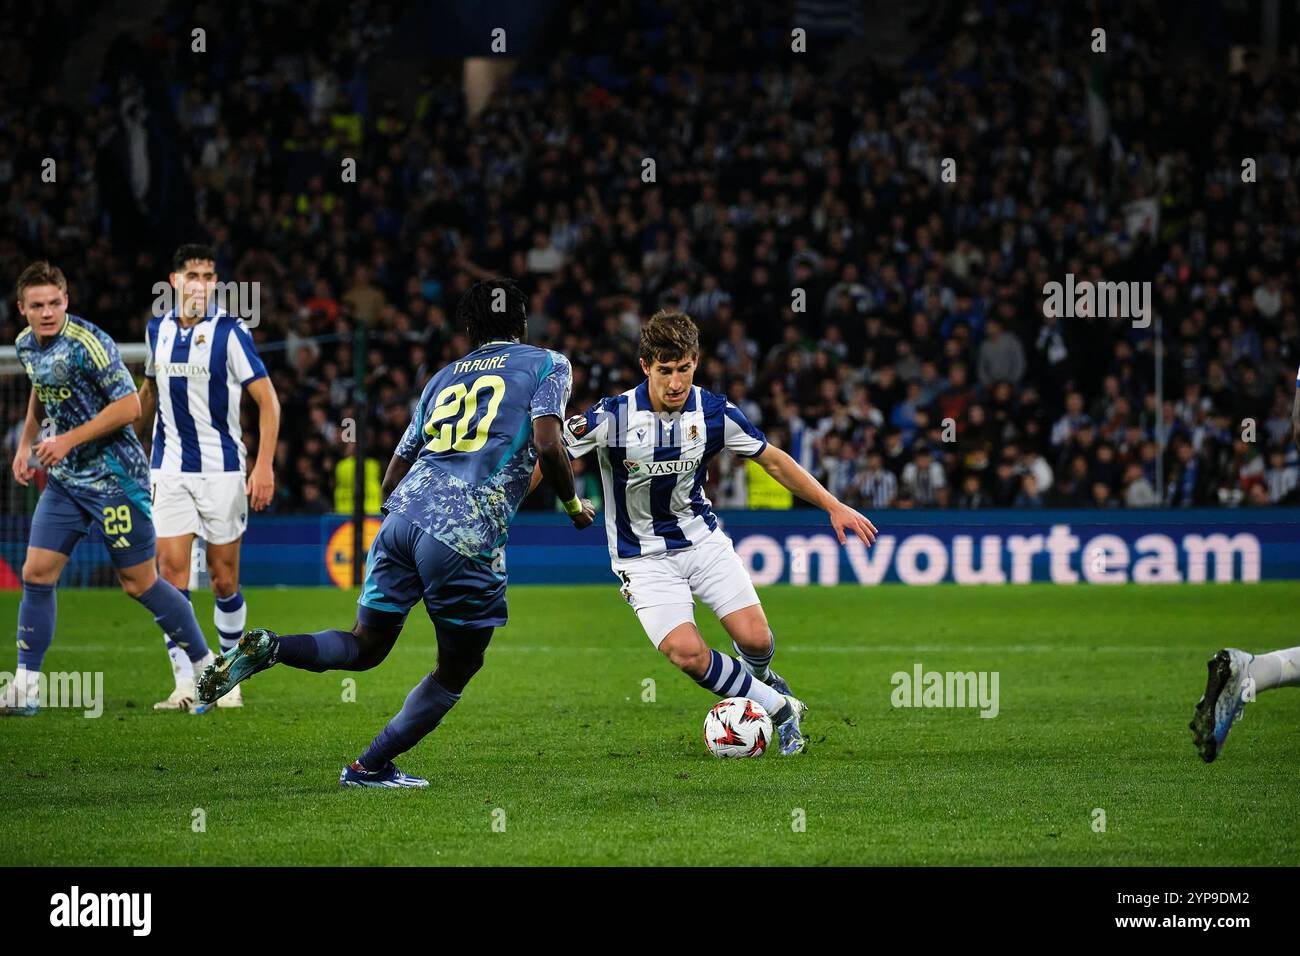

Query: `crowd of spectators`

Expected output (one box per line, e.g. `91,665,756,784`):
3,0,1299,516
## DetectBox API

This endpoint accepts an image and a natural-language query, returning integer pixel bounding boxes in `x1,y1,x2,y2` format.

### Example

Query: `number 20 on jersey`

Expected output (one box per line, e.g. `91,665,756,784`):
424,374,506,453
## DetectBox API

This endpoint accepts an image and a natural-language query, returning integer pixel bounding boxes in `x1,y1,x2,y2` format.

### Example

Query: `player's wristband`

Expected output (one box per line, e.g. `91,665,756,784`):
562,496,583,516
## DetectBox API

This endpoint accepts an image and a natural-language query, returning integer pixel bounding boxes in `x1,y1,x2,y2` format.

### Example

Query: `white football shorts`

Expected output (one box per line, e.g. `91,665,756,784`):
150,472,248,545
610,528,761,646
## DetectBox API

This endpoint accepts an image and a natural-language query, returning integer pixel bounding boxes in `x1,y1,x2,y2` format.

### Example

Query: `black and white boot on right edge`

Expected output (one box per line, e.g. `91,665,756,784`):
1190,648,1253,763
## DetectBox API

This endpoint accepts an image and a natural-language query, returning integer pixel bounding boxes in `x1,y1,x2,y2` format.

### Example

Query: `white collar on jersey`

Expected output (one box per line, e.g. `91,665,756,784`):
166,306,229,332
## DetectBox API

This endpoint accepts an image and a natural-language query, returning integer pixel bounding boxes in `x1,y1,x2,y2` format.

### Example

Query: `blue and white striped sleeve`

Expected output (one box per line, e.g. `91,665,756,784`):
723,399,767,458
228,324,268,386
563,396,614,459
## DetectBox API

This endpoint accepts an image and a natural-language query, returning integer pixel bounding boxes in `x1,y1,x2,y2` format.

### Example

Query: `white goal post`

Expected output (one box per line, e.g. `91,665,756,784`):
0,342,151,375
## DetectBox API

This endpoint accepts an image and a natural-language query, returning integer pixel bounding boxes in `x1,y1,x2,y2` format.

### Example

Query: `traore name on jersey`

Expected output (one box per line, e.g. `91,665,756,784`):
15,314,149,498
384,340,572,561
564,382,768,560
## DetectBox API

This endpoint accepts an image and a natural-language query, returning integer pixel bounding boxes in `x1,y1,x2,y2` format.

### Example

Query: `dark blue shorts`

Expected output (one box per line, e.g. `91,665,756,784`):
30,476,156,568
358,512,507,629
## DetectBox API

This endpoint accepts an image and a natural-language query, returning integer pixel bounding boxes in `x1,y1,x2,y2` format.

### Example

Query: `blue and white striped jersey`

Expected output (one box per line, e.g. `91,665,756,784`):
144,308,268,474
564,382,768,560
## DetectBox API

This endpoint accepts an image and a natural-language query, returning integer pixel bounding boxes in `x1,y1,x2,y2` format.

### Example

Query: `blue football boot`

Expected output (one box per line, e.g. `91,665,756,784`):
0,678,38,716
767,670,793,698
775,694,807,756
197,628,278,707
339,761,430,789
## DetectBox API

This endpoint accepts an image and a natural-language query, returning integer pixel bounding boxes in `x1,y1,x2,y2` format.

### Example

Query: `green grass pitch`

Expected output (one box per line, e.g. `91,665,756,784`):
2,583,1298,866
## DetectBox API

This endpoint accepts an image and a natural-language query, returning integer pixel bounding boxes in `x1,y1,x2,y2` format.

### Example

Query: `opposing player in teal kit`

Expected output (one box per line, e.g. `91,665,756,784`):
2,261,213,715
198,279,593,787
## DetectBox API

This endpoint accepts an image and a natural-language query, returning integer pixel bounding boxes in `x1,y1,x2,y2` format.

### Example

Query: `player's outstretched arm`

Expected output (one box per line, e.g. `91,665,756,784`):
753,444,878,547
534,415,594,529
12,387,42,486
246,377,280,510
34,392,140,468
134,377,156,454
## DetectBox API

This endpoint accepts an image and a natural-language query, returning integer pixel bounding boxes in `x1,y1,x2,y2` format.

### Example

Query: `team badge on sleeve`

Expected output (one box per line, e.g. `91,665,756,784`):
566,414,588,438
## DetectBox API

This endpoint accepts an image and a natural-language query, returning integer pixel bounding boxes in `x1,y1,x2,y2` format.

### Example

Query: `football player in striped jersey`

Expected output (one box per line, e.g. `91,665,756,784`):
2,261,214,716
562,310,878,754
136,244,280,712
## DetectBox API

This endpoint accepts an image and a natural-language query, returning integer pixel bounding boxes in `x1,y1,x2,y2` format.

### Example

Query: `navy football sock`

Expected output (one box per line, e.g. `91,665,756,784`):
732,631,775,681
276,630,360,672
163,589,195,677
214,589,246,653
695,649,789,722
16,581,56,671
136,579,210,663
358,674,461,769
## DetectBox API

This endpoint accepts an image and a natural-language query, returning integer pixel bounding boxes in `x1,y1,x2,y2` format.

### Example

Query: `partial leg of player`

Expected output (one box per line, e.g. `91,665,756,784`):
198,615,487,789
0,556,58,716
628,534,809,755
153,530,203,712
718,603,805,755
342,624,489,788
116,557,215,708
655,618,807,755
1191,644,1300,762
4,540,213,716
195,537,249,712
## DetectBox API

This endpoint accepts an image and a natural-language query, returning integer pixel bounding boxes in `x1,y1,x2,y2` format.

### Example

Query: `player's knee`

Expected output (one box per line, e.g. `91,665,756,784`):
351,644,390,671
448,650,485,675
21,558,59,586
663,637,709,676
159,569,188,591
351,627,398,670
157,556,188,588
435,651,484,692
733,623,772,655
118,570,155,599
210,572,237,599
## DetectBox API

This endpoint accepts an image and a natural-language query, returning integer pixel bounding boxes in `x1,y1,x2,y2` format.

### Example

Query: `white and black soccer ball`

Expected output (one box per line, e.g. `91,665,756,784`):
703,697,772,758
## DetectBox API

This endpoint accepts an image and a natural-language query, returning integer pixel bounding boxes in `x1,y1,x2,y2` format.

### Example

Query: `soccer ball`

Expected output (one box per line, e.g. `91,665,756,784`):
703,697,772,758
